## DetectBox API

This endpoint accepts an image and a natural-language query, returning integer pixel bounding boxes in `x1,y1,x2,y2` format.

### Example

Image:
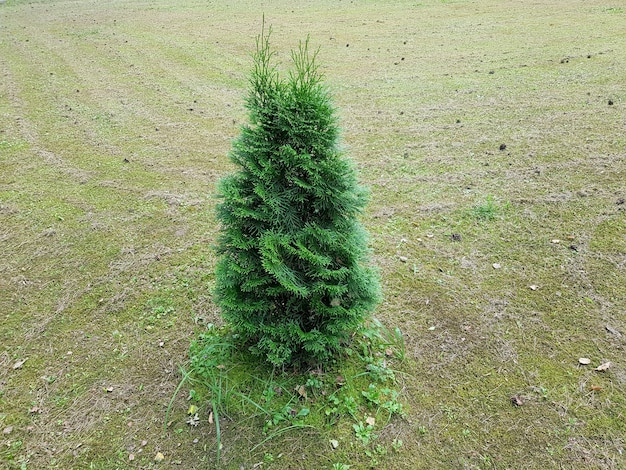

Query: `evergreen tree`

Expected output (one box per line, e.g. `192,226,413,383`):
214,27,381,367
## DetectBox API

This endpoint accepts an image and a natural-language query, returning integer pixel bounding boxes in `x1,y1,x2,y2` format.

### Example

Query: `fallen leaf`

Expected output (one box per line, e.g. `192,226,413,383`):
595,362,611,371
366,416,376,427
296,385,307,399
605,325,622,337
329,439,339,449
141,440,148,447
187,405,198,415
511,395,524,406
129,454,135,461
398,256,408,263
3,426,13,435
154,452,165,462
12,359,27,370
336,375,346,386
208,411,214,425
492,263,501,269
29,406,42,414
578,358,591,365
590,385,603,391
551,239,560,244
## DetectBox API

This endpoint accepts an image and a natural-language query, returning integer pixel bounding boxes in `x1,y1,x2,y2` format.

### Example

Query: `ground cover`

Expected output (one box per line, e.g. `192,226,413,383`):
1,0,624,468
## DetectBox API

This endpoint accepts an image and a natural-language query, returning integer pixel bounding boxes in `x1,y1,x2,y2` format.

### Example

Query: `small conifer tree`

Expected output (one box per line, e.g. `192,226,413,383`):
215,27,381,367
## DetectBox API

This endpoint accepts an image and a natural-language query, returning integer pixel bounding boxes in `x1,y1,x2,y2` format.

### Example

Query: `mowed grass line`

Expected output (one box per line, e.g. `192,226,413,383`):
1,0,625,468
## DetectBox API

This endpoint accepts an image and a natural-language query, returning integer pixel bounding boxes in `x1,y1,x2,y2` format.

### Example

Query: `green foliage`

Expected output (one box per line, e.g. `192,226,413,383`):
353,421,376,446
471,194,499,220
185,319,407,465
214,26,381,367
332,464,351,470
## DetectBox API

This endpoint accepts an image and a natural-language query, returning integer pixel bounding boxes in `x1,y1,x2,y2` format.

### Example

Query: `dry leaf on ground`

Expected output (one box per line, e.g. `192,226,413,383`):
578,357,591,365
595,362,611,371
605,325,622,337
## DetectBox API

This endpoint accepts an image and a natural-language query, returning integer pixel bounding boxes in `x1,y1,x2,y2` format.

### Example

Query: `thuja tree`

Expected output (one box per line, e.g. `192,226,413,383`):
214,28,381,367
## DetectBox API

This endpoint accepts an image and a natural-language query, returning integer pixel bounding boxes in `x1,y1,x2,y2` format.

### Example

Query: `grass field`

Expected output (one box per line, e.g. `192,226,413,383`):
1,0,625,468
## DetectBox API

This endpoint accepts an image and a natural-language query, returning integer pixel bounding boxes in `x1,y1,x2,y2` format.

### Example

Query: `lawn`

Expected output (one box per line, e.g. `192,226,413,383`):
1,0,625,468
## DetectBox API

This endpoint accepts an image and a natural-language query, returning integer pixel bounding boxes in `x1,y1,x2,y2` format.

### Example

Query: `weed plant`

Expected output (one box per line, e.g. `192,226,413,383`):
181,318,408,465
